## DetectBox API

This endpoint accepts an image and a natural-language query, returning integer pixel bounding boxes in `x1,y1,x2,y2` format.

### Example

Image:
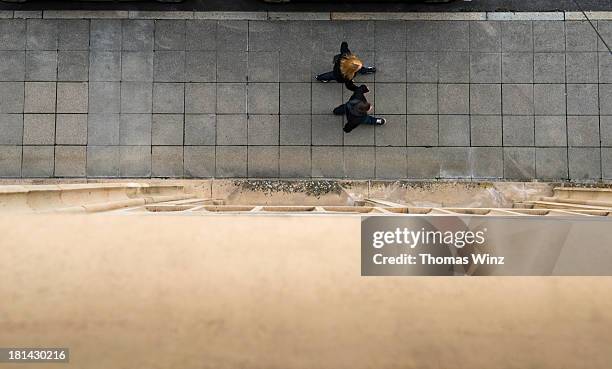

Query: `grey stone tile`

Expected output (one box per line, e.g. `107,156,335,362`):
58,19,89,51
56,114,87,145
22,145,54,178
57,82,88,114
376,147,407,179
567,116,600,147
406,115,437,147
502,53,534,83
89,51,121,81
567,84,599,115
57,51,88,81
470,21,501,52
438,52,469,83
375,51,406,82
406,147,439,179
278,21,314,53
470,53,501,83
119,114,151,145
185,82,216,114
185,20,216,51
470,147,503,179
312,21,343,53
280,48,312,82
248,146,279,178
87,145,119,177
24,82,56,113
0,145,22,177
247,83,279,115
312,82,343,114
279,146,311,177
248,114,278,145
0,20,26,50
216,83,246,114
535,147,568,180
341,21,375,52
122,20,154,51
437,21,469,51
0,114,23,145
312,115,343,145
535,116,567,147
87,113,119,145
406,21,436,51
438,147,470,178
89,82,120,114
534,53,565,83
566,52,598,83
54,146,86,177
312,146,344,178
249,21,280,52
600,84,612,115
154,51,185,82
121,51,154,82
599,21,612,52
248,51,278,82
26,19,57,50
438,84,469,115
185,51,216,82
471,115,502,146
602,148,612,179
502,84,534,115
406,83,437,114
566,21,598,52
376,21,406,51
503,116,534,146
280,83,311,114
184,145,215,178
533,21,565,52
534,84,566,116
501,21,533,52
216,51,247,82
470,84,501,115
25,51,57,81
216,114,247,145
569,147,601,180
439,115,469,146
600,52,612,83
372,83,404,114
90,19,122,50
151,114,183,145
376,115,406,146
0,82,24,113
155,20,185,51
119,146,151,177
216,21,247,51
153,82,184,114
185,114,216,145
0,51,25,81
343,121,375,146
216,146,247,178
344,146,375,179
504,147,535,180
280,115,311,145
602,116,612,146
23,114,54,145
152,146,183,177
406,52,438,83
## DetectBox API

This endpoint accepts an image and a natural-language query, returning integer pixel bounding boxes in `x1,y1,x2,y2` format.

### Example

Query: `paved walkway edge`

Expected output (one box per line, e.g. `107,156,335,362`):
0,10,610,21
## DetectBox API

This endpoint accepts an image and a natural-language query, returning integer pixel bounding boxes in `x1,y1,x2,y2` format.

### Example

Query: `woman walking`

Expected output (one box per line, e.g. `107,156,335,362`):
315,41,376,91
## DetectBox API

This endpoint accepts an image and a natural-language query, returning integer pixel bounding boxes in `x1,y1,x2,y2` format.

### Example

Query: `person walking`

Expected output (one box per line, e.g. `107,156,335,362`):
315,41,376,91
333,84,385,133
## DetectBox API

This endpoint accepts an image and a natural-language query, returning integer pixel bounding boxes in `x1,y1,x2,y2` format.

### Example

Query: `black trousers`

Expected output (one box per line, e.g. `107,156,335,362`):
333,104,379,125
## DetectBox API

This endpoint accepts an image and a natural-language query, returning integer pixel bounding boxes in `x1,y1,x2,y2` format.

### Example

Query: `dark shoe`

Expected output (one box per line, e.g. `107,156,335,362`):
359,66,377,75
375,118,386,125
315,75,331,82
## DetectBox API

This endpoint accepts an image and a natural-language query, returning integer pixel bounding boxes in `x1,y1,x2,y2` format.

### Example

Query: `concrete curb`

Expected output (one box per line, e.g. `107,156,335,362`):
6,10,606,21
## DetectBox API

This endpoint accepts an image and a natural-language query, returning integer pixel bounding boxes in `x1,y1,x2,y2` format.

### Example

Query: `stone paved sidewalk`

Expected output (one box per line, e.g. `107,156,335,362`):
0,16,611,180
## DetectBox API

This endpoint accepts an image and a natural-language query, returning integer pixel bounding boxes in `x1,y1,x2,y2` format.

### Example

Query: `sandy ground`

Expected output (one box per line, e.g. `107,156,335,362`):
1,214,611,369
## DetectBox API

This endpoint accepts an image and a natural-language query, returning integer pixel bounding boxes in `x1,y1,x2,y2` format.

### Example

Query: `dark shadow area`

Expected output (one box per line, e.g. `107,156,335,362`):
0,0,610,12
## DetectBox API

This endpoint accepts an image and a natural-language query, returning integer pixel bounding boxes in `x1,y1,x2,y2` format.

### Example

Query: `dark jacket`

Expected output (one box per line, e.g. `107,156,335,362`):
343,85,371,133
332,42,359,91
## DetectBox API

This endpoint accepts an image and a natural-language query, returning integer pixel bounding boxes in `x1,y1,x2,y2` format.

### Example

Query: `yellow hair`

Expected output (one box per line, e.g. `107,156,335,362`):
339,54,363,80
